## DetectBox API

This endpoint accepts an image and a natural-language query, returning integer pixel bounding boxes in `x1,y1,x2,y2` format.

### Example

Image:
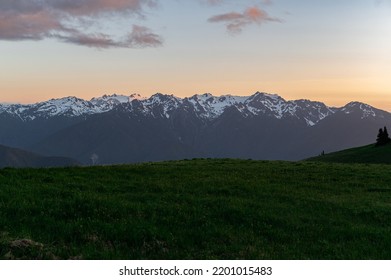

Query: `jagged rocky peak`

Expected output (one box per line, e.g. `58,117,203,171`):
246,92,286,107
186,93,248,119
243,92,287,118
198,93,214,99
145,93,181,106
341,102,380,118
342,102,370,111
31,96,94,117
134,93,182,119
37,96,87,108
91,93,143,105
188,93,211,102
129,93,145,100
292,99,335,113
249,91,285,102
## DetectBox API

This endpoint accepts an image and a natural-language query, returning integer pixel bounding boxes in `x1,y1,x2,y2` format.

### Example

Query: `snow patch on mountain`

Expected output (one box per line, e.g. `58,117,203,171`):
33,97,95,117
90,94,143,113
341,102,381,119
139,93,182,118
187,93,248,119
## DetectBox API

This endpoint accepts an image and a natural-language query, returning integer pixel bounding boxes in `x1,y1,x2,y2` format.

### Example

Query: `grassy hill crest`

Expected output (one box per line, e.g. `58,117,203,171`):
306,143,391,164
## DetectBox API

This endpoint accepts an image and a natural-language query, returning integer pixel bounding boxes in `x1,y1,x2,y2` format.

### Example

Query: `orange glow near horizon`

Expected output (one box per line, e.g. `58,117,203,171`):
1,78,390,112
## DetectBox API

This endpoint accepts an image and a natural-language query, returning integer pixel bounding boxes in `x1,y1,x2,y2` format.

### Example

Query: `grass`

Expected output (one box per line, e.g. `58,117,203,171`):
307,143,391,164
1,158,391,259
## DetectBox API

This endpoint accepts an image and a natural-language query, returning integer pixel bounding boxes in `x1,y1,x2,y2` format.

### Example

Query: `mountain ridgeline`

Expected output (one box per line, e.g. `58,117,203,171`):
0,145,79,168
1,92,390,165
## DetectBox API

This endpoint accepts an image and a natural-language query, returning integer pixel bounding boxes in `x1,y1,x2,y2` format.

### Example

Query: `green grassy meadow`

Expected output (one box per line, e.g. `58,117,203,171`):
1,159,391,259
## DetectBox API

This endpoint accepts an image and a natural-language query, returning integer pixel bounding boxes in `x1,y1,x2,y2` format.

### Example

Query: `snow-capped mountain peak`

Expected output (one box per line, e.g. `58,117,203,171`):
187,93,248,119
90,93,146,109
245,92,287,118
33,96,93,116
341,102,382,119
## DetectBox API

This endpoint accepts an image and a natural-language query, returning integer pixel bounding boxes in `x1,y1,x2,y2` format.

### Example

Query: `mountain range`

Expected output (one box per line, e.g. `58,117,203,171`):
1,92,390,166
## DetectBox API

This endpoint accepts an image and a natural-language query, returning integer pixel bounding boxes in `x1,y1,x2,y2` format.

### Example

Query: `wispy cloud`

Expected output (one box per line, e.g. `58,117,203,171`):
0,0,162,48
0,10,67,40
127,25,163,48
55,25,162,48
56,33,119,49
208,6,281,34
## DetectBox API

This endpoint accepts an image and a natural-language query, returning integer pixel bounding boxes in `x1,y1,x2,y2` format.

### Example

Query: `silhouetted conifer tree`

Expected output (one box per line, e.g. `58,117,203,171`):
376,126,391,146
376,128,384,146
384,126,389,140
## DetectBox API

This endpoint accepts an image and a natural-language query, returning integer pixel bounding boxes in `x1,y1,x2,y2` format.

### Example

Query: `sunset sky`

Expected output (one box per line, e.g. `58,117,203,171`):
1,0,390,110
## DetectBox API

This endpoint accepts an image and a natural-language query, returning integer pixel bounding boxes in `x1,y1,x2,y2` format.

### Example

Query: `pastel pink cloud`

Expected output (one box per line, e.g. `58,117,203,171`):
0,0,162,48
208,6,281,34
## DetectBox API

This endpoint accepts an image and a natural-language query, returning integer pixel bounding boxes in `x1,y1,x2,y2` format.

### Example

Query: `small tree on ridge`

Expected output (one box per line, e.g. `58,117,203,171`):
376,126,391,146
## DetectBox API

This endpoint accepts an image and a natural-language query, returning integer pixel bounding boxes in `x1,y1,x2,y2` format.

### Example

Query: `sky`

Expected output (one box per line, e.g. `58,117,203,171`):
1,0,391,110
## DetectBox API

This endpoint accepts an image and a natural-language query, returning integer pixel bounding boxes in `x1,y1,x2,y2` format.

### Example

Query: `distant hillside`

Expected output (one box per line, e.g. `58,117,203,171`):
0,145,80,168
306,143,391,164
